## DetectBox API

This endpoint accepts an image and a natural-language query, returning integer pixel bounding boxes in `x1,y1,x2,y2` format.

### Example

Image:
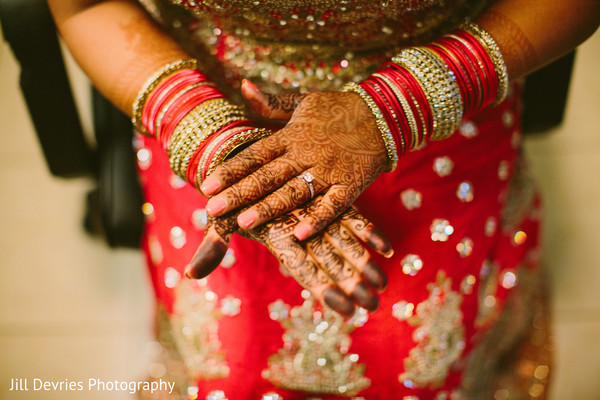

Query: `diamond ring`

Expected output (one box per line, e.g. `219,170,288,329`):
296,172,315,198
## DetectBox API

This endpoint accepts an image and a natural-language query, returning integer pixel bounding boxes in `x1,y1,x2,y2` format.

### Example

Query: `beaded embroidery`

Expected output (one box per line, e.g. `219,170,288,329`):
399,271,465,388
263,292,371,397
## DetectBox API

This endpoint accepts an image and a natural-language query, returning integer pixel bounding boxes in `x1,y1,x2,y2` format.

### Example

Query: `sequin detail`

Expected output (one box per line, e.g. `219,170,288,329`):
401,254,424,276
392,301,415,321
460,275,476,295
399,271,465,388
430,219,454,242
262,393,283,400
206,390,228,400
221,296,242,316
170,280,230,380
456,237,474,258
401,189,423,210
501,270,518,289
484,217,497,237
137,148,152,170
191,209,208,230
263,295,371,396
220,248,236,268
433,156,454,177
458,120,478,138
164,267,182,288
170,226,187,249
170,174,187,189
498,160,509,181
456,181,474,203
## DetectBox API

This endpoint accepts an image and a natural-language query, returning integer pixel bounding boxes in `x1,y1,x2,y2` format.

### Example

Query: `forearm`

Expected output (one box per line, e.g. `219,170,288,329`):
478,0,600,79
47,0,188,115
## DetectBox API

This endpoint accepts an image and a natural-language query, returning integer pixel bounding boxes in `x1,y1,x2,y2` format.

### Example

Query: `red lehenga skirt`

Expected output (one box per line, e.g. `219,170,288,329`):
135,85,552,400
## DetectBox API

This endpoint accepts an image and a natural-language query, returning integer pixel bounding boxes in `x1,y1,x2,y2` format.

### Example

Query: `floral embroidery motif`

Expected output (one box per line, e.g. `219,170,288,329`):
399,271,465,388
263,292,371,397
170,279,230,380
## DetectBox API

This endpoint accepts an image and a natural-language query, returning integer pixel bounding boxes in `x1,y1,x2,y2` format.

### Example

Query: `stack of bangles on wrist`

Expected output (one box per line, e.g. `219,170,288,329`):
131,58,271,189
342,21,508,171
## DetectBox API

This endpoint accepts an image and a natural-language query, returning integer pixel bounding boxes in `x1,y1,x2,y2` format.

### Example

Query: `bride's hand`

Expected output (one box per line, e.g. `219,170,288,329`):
199,81,390,241
185,198,393,316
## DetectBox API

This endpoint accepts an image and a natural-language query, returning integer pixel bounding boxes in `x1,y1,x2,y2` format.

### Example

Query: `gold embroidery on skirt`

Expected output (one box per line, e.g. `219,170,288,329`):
262,292,371,397
170,279,230,380
399,271,465,388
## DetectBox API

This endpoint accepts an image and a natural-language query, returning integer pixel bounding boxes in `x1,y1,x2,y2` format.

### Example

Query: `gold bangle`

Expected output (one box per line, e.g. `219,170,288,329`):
340,82,399,171
204,128,273,179
167,102,246,179
131,58,198,136
392,47,464,141
461,22,509,105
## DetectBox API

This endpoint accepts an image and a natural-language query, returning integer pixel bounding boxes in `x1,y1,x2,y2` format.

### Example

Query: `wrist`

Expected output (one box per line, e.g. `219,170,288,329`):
344,21,508,171
131,59,272,192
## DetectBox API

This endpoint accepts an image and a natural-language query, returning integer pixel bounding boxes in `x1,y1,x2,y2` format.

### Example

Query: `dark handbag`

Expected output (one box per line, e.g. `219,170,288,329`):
0,0,144,248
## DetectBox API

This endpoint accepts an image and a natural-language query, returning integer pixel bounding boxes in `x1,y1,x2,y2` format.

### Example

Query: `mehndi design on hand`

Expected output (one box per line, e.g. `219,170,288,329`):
185,197,391,316
200,87,389,242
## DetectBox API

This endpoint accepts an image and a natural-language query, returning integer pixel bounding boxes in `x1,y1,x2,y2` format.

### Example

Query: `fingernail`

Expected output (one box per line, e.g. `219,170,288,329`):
200,179,220,196
363,260,388,291
293,224,312,241
242,79,260,94
206,197,226,216
351,282,379,311
323,287,355,316
184,265,194,279
384,248,395,259
237,211,257,228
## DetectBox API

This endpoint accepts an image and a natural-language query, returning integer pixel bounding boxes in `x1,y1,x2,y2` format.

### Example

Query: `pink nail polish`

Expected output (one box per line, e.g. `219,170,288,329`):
243,79,260,94
200,179,220,196
237,212,257,228
294,224,312,241
206,198,226,216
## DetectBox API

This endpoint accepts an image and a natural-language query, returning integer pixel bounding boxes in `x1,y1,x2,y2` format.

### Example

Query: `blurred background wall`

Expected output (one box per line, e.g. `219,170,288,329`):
1,25,599,400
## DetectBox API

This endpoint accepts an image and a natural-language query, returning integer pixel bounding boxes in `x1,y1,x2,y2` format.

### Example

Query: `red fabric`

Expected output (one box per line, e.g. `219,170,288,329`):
136,86,540,399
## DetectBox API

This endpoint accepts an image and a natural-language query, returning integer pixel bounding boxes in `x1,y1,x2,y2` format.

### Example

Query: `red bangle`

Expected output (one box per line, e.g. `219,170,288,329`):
185,119,251,184
368,76,412,153
144,73,205,136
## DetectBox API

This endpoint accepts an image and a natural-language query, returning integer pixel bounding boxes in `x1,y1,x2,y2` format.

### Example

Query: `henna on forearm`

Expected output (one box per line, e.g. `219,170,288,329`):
477,11,536,79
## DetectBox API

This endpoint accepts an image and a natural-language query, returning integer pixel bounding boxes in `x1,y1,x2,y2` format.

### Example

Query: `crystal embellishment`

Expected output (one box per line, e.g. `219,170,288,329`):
430,219,454,242
401,254,424,276
456,181,474,203
221,296,242,316
220,248,236,268
433,156,454,177
164,267,181,289
458,120,478,138
192,208,208,230
262,295,371,396
399,271,465,388
169,226,186,249
392,301,415,321
456,237,474,257
401,189,423,210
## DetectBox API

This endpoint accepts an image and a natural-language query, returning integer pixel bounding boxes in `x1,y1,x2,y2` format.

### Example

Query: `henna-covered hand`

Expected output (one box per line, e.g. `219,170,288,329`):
185,198,393,316
199,81,389,241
